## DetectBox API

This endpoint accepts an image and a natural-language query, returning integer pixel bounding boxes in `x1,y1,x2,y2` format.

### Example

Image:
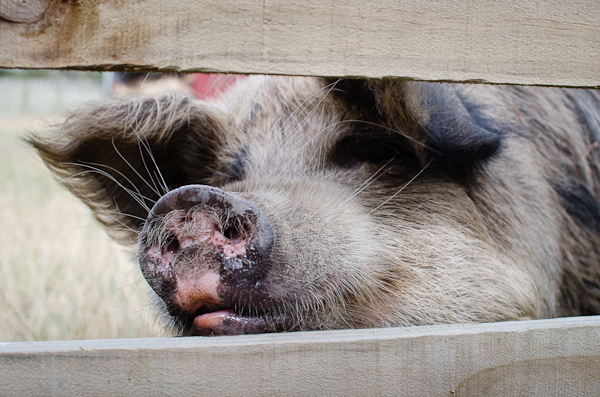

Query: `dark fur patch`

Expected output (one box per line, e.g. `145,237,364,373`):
561,266,600,316
554,180,600,233
414,84,505,160
564,90,600,144
330,79,506,165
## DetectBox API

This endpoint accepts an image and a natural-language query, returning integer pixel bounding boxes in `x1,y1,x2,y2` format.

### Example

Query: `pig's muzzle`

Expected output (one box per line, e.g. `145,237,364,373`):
139,185,286,335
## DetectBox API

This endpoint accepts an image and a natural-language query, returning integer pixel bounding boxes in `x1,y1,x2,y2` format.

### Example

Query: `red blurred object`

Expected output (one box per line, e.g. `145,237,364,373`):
192,74,244,100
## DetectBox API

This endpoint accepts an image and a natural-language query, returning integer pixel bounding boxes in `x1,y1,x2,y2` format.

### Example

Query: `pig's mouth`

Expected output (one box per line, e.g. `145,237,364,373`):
178,301,290,336
189,307,289,336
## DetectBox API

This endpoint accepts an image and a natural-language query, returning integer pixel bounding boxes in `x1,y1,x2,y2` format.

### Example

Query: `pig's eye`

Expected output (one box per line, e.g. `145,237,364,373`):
331,133,416,169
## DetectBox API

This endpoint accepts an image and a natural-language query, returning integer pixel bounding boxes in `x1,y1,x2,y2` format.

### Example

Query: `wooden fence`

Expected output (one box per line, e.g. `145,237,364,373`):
2,316,600,396
1,0,599,87
1,0,599,395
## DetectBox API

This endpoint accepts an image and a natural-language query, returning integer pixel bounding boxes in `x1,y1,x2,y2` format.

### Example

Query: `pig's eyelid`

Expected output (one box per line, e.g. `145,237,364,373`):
268,116,392,191
270,117,439,192
368,159,433,215
342,120,445,157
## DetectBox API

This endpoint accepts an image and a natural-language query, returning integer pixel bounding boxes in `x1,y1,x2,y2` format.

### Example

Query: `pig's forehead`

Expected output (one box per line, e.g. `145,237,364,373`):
220,76,348,144
222,76,340,122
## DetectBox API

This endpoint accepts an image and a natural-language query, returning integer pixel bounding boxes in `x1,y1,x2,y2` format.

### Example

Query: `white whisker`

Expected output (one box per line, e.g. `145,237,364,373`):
59,178,142,234
110,139,162,198
267,119,348,191
62,163,153,212
338,158,396,208
368,159,432,215
260,79,342,175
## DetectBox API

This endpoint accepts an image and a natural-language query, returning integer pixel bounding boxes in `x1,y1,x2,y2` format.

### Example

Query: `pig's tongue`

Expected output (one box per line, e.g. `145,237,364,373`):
191,310,285,336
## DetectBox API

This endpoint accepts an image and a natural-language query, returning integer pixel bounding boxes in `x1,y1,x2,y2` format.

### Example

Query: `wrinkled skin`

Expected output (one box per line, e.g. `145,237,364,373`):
29,76,600,336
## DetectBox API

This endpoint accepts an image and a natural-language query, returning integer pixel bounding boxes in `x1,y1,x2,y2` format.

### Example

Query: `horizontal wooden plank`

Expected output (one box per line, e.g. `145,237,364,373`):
0,1,599,87
1,316,600,396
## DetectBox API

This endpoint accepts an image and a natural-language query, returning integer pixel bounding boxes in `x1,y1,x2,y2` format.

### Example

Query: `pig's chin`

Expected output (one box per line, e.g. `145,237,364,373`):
189,309,286,336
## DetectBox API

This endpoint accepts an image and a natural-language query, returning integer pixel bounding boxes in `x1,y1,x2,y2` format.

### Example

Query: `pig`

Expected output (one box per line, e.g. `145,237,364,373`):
28,76,600,336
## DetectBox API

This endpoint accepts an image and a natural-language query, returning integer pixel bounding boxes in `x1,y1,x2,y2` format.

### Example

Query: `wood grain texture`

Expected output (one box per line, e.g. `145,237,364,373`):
1,316,600,396
0,0,598,87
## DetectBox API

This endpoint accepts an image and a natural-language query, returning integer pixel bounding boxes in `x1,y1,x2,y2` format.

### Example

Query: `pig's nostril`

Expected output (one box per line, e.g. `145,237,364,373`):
144,185,274,267
222,220,250,243
223,224,241,242
164,236,180,254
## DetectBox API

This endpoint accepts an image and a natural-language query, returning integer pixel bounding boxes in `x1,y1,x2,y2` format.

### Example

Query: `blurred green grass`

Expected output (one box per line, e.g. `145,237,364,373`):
0,114,163,341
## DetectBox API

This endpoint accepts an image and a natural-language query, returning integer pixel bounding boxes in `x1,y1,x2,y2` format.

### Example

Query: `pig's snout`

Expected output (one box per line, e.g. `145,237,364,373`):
139,185,284,335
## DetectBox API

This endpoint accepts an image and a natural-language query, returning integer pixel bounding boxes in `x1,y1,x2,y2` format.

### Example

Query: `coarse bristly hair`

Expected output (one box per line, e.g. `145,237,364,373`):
28,75,600,335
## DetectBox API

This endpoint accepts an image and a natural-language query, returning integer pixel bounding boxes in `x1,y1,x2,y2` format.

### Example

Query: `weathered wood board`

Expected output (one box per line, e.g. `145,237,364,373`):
1,0,599,87
1,316,600,396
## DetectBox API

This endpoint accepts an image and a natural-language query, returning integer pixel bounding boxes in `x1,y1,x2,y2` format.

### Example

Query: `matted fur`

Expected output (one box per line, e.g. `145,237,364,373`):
29,76,600,335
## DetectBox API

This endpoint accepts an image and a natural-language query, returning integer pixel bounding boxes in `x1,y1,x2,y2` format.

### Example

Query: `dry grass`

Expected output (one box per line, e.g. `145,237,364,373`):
0,114,163,342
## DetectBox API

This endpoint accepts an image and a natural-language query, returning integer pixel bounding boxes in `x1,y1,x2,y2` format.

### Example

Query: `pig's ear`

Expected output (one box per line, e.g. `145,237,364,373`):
334,79,506,164
28,94,224,244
